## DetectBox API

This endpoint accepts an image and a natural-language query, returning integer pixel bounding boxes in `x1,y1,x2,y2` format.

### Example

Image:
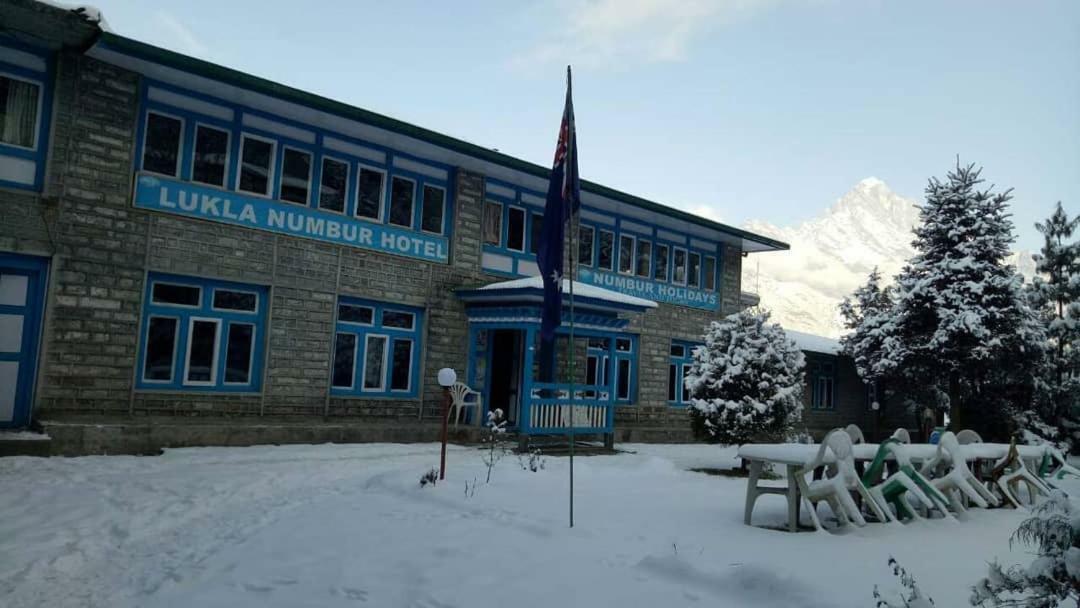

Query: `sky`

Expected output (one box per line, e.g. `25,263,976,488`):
88,0,1078,252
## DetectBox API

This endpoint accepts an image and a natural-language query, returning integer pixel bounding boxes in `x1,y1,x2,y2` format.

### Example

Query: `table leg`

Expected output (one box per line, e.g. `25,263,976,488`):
787,464,799,532
744,459,762,526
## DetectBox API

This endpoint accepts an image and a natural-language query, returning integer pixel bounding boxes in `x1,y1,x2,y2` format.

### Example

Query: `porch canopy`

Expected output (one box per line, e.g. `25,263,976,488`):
456,276,656,437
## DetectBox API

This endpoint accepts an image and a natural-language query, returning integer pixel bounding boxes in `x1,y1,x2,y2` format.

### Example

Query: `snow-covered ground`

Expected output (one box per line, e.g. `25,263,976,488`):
0,442,1059,607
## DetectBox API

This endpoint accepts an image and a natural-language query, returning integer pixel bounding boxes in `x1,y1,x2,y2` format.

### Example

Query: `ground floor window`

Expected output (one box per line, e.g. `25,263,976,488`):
331,297,423,397
137,273,268,391
584,335,637,404
809,361,835,409
667,340,701,406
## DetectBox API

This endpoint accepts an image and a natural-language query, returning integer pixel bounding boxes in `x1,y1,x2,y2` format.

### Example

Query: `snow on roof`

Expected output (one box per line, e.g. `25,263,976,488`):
35,1,112,31
785,329,842,355
477,276,658,308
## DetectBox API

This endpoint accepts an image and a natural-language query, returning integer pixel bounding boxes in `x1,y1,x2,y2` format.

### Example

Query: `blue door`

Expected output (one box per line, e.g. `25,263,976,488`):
0,253,49,428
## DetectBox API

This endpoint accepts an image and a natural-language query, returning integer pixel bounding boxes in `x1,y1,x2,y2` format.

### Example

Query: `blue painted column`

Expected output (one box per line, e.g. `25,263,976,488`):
521,327,536,435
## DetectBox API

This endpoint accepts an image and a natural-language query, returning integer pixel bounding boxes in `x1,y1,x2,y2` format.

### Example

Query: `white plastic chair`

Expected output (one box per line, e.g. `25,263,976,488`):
992,441,1050,509
796,428,887,530
1042,448,1080,488
891,428,911,444
920,431,999,513
956,429,983,445
446,382,482,428
844,424,865,445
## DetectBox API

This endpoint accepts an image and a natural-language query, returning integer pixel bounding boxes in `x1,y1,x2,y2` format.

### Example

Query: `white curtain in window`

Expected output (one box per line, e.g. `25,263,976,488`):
1,78,39,148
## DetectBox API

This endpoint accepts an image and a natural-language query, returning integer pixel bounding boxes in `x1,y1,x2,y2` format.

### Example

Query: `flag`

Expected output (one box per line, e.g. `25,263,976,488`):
537,66,580,345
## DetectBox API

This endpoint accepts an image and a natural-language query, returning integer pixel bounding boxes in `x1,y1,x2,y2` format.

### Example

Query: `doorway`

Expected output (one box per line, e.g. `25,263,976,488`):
0,253,49,428
487,329,523,426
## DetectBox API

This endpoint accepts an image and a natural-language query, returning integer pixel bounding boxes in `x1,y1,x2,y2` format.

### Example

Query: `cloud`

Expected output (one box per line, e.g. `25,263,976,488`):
153,11,209,59
511,0,774,70
687,204,724,223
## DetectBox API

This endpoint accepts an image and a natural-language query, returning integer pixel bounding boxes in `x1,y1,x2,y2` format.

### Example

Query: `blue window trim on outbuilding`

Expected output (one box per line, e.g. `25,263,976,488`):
136,272,269,392
330,296,424,399
667,339,702,407
0,37,54,192
133,79,455,244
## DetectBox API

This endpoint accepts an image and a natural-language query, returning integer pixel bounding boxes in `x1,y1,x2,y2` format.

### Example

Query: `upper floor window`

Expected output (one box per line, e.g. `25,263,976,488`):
688,252,701,288
598,230,615,271
1,74,41,149
421,185,446,234
318,157,349,213
636,240,652,278
672,248,688,285
142,112,183,177
279,146,312,204
192,124,229,187
578,225,594,266
483,201,502,246
506,207,526,252
810,361,835,409
618,234,634,274
356,166,385,221
529,212,544,255
388,176,415,228
655,244,670,282
237,134,275,196
332,297,423,397
703,256,717,291
138,273,268,392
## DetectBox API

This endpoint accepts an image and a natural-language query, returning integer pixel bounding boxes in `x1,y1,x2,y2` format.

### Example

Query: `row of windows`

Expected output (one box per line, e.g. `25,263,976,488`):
139,104,449,236
481,198,718,290
137,274,424,397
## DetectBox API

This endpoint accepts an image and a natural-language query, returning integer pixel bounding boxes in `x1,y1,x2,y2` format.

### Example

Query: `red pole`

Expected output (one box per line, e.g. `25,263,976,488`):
440,386,450,480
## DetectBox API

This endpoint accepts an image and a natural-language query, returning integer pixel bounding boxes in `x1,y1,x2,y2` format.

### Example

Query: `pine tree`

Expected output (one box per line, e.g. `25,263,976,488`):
1027,202,1080,445
686,308,805,445
840,267,894,384
879,163,1042,436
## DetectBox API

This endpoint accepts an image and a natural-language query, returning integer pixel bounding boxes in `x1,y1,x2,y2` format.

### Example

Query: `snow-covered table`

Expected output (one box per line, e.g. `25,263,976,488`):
737,442,1049,532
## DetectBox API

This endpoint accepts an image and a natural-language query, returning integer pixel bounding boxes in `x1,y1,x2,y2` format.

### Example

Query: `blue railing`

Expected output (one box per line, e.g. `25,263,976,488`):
521,382,615,435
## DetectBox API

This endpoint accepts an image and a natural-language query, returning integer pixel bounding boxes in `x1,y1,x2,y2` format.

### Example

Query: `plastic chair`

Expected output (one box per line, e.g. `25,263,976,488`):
956,429,983,445
844,424,866,445
796,428,888,530
891,428,911,444
920,431,1000,513
1040,448,1080,488
991,440,1050,509
860,438,949,522
446,382,482,428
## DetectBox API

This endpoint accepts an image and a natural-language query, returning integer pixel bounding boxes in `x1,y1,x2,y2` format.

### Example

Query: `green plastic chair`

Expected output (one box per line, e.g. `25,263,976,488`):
861,438,950,521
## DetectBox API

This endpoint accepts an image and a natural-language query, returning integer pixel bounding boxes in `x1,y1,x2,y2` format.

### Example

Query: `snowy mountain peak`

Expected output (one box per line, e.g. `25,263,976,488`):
742,178,1035,338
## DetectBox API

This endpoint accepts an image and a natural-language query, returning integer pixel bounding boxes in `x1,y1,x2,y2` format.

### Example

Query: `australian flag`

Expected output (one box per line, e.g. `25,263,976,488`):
536,66,581,346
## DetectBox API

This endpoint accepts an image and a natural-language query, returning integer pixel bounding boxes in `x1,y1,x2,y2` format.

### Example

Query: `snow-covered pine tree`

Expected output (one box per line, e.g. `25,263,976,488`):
840,267,894,385
880,163,1043,437
686,308,805,445
1027,202,1080,446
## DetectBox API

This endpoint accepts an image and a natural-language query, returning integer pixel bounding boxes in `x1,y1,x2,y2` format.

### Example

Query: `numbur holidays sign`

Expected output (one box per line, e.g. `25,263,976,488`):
577,267,719,311
133,174,450,263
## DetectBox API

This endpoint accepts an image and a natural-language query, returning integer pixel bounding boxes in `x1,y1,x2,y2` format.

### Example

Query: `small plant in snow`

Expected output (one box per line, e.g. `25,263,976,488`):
686,308,805,445
518,446,546,472
482,408,508,483
464,477,479,498
970,490,1080,607
419,467,439,488
873,557,936,607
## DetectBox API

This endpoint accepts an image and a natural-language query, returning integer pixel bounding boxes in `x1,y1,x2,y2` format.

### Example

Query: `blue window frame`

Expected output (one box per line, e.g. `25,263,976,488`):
133,80,454,240
331,297,423,398
668,340,701,406
137,273,268,392
0,40,54,191
583,335,637,405
809,360,835,409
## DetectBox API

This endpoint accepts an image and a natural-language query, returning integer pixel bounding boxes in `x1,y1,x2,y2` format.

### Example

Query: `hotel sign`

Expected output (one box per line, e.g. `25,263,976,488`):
133,174,450,263
577,267,719,311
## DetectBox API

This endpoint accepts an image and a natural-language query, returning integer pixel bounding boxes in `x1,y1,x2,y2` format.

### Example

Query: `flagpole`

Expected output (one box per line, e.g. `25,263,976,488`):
566,65,576,530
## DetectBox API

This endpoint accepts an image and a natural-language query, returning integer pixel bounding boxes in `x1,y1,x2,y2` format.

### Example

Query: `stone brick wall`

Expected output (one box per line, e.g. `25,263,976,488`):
797,352,872,440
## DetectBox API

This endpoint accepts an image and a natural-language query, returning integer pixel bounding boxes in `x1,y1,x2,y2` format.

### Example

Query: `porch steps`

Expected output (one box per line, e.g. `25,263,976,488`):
0,430,52,457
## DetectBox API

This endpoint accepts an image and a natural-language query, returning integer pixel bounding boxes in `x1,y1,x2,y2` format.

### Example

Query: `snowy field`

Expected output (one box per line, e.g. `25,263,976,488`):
1,442,1061,608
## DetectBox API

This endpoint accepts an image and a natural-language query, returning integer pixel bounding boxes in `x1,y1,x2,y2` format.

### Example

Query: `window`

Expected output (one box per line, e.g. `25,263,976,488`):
238,134,275,196
810,361,836,409
421,185,446,234
138,273,267,391
616,359,631,400
598,230,615,270
655,244,669,282
142,112,182,177
483,201,502,246
356,166,385,220
578,225,594,266
331,297,424,398
389,176,415,228
319,157,349,213
673,248,688,285
0,75,41,148
507,207,526,252
618,235,634,274
529,212,544,255
703,256,716,291
668,340,700,406
636,240,652,278
280,147,312,204
688,252,701,288
192,124,229,187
